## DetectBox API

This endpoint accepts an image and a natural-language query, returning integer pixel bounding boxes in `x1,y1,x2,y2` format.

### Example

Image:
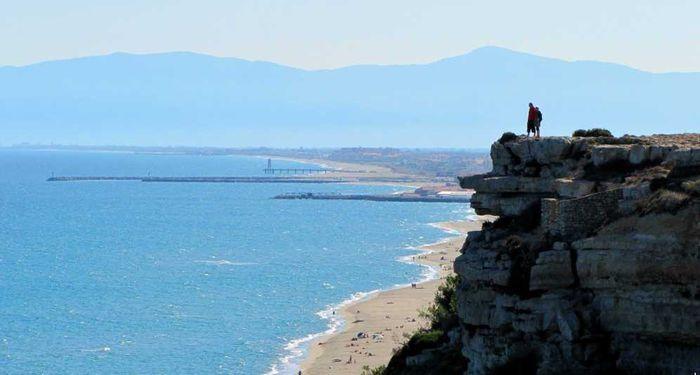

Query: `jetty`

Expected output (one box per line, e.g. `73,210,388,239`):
46,175,436,184
261,158,363,174
273,192,471,203
47,176,346,183
263,168,335,174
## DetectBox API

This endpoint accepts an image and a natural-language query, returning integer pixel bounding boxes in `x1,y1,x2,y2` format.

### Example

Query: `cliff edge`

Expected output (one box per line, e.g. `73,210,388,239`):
454,133,700,374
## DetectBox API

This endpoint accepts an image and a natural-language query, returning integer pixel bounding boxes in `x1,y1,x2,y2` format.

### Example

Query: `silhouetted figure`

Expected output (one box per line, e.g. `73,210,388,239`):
527,103,538,138
535,106,542,138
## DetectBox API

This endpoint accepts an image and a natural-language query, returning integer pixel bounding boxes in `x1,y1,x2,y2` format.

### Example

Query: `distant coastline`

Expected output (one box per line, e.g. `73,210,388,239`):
5,144,491,181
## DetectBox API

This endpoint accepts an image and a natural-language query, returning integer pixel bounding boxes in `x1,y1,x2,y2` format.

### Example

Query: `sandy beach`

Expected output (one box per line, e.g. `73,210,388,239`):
299,217,489,375
259,155,412,180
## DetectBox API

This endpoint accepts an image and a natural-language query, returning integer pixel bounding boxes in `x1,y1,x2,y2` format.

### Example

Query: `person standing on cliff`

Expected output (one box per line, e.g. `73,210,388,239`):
526,103,538,138
535,106,542,138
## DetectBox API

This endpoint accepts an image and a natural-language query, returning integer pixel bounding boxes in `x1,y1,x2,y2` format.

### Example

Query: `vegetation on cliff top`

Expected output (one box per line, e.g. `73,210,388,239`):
572,128,613,137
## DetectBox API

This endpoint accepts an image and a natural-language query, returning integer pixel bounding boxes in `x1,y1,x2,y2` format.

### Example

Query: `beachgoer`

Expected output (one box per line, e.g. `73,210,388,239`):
535,107,542,138
527,103,538,137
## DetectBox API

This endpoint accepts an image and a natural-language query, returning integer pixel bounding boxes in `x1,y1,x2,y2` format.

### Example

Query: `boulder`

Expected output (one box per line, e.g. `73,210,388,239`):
490,142,514,175
649,145,676,162
554,178,597,198
594,290,700,341
463,176,556,194
508,137,574,165
454,249,512,286
665,148,700,167
530,250,575,291
456,288,518,328
628,144,650,165
470,192,542,217
591,145,631,167
576,248,699,289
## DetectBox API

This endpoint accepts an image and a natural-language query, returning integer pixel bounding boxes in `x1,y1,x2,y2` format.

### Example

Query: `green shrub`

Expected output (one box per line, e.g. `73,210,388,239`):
419,274,460,329
413,330,444,346
361,365,387,375
572,128,613,137
681,178,700,195
498,132,518,144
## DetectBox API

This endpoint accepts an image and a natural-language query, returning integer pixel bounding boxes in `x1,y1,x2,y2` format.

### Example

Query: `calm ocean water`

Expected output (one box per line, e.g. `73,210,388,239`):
0,150,470,374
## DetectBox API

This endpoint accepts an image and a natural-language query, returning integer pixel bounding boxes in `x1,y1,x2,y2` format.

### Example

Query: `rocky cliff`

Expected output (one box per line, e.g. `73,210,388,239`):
451,133,700,374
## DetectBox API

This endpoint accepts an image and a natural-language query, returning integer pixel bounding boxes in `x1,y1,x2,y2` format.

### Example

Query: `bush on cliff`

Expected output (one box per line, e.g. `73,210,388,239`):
572,128,613,137
419,274,460,330
498,132,518,144
681,178,700,196
385,328,468,375
361,365,387,375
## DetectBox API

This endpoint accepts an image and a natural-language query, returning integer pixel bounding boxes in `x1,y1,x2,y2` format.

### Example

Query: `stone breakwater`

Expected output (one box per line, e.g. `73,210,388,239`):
454,134,700,374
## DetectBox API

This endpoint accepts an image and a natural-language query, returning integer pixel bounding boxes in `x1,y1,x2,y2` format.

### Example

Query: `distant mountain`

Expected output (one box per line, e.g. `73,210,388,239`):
1,47,698,148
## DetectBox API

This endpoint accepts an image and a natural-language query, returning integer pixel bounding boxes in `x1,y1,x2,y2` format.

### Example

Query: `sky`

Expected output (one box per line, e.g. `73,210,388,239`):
2,0,699,72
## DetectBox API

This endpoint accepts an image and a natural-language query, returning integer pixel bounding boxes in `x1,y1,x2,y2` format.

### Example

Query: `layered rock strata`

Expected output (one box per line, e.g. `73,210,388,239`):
455,134,700,374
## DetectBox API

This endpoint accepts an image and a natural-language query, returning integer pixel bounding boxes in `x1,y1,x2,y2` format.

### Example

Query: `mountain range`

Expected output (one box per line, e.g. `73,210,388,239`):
2,46,698,148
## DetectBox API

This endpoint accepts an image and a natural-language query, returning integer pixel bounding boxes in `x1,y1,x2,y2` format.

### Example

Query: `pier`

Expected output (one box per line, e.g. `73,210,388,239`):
273,192,471,203
263,157,335,174
261,158,363,174
47,176,346,183
47,160,383,184
262,168,335,174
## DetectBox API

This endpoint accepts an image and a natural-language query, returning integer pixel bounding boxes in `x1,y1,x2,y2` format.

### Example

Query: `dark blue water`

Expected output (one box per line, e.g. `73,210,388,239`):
0,150,469,374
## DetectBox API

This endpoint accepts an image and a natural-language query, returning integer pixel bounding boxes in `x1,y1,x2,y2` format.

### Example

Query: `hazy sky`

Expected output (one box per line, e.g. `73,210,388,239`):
2,0,699,72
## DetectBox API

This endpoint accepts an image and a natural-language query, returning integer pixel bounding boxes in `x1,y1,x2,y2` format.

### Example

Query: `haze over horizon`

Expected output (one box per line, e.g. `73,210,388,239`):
2,46,698,148
2,1,698,148
9,45,698,75
3,1,700,73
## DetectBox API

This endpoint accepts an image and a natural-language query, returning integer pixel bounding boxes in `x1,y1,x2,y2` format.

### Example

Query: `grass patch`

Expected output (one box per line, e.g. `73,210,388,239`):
637,189,691,215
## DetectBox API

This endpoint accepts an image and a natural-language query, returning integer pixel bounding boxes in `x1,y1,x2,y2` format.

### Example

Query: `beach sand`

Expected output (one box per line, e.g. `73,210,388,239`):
299,217,490,375
260,156,412,180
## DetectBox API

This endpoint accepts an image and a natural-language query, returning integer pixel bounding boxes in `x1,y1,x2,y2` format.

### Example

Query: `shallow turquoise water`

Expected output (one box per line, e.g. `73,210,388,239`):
0,150,469,374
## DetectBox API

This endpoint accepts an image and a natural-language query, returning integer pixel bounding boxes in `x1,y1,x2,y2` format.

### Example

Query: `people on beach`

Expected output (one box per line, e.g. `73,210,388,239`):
526,103,542,138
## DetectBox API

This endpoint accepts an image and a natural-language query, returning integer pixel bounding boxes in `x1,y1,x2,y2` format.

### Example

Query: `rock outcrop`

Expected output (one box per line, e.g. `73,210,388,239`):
453,134,700,374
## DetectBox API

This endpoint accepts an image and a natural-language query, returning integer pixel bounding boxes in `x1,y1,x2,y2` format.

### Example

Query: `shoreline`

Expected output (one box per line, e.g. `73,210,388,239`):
278,216,488,375
253,154,433,189
255,154,483,374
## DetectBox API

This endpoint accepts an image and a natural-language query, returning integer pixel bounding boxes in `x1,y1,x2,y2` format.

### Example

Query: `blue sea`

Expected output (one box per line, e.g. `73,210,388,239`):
0,150,470,374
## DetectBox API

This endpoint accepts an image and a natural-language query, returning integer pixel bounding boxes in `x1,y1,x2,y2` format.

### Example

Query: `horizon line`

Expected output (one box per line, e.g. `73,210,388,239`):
2,45,694,75
2,143,492,152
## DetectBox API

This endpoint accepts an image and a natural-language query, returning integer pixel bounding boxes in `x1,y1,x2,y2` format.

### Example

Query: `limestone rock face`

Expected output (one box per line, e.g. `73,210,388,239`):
454,134,700,374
